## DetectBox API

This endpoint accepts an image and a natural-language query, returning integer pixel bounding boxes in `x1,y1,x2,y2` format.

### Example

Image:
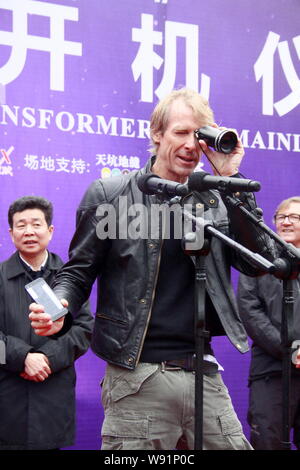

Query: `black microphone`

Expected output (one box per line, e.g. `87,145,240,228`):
188,172,261,193
137,174,189,197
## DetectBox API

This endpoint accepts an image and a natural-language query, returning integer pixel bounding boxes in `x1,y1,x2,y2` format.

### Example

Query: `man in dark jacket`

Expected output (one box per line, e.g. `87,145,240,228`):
238,196,300,450
0,196,93,450
29,88,276,450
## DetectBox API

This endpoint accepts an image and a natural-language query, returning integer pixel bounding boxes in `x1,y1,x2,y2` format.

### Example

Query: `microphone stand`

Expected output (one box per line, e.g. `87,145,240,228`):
179,208,275,450
181,230,211,451
222,192,300,450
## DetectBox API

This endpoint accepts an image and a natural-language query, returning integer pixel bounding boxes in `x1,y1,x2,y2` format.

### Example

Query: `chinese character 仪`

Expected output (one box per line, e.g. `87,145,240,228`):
254,31,300,116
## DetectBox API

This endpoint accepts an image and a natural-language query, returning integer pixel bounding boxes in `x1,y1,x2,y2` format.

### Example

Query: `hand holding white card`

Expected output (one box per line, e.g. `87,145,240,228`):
25,278,68,321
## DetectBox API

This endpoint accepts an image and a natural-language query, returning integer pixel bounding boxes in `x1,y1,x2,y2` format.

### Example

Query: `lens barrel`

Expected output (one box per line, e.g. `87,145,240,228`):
194,126,238,154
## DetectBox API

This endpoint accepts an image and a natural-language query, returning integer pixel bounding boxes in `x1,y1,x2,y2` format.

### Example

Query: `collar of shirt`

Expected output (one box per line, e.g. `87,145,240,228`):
19,251,49,272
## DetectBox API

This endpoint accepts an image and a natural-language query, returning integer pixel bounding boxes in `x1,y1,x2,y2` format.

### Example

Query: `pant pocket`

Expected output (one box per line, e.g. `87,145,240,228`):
102,414,149,438
218,409,252,450
109,363,159,402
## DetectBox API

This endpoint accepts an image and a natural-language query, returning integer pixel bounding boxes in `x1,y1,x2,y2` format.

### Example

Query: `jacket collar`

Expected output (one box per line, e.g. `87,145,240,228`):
6,251,61,280
139,155,155,176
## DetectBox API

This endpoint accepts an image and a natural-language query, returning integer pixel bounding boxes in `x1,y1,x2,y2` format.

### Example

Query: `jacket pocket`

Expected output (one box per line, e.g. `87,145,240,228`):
96,312,127,325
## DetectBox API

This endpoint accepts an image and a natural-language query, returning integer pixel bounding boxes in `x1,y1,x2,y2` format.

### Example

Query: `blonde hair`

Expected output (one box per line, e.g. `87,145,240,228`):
273,196,300,222
275,196,300,213
149,88,214,155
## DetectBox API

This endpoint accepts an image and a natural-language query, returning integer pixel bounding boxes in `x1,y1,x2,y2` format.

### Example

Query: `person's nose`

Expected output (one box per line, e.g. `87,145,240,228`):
24,224,35,235
282,216,292,225
184,133,196,151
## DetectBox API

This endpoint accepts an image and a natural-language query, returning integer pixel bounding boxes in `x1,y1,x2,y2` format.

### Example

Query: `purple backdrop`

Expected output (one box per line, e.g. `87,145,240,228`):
0,0,299,449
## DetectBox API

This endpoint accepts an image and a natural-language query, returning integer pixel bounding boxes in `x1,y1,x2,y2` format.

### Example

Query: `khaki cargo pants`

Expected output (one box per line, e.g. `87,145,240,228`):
100,362,252,450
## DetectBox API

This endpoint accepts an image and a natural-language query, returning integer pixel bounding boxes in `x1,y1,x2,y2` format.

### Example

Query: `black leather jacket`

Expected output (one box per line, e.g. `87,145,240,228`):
53,158,275,370
238,272,300,380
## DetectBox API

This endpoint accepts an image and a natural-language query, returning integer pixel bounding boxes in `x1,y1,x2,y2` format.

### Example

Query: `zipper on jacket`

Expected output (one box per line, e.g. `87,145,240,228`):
135,198,169,365
135,238,164,366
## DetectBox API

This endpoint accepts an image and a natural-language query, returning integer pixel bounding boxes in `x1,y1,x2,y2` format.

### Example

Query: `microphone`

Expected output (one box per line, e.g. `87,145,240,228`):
188,172,261,193
137,174,189,197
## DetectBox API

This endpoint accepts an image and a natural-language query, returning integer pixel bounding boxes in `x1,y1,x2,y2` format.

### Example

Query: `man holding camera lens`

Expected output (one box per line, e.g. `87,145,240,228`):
29,88,275,450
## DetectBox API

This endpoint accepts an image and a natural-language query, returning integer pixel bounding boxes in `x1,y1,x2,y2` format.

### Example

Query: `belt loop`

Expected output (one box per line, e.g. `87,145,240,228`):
161,361,166,373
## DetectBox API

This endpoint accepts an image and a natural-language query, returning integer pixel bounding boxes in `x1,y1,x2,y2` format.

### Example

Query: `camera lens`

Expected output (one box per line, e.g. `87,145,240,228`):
194,126,238,154
215,130,238,154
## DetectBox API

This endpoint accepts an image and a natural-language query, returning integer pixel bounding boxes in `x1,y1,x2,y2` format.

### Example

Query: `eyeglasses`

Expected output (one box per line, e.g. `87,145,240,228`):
274,213,300,224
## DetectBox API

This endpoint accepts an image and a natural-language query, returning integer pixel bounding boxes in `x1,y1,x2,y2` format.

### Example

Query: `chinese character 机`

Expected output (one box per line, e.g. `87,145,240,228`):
131,13,210,103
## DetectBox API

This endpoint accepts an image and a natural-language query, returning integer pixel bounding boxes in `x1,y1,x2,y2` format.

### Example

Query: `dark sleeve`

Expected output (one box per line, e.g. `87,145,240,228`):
35,300,94,373
0,277,33,371
52,179,112,315
0,334,33,371
237,273,283,359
